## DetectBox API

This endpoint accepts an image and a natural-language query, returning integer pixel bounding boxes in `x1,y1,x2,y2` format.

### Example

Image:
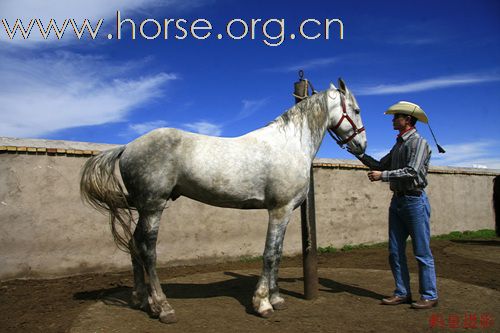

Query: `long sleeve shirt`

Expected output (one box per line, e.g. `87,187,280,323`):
357,128,431,192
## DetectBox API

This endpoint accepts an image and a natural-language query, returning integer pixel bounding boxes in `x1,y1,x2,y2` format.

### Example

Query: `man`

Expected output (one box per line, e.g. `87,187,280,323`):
350,101,438,309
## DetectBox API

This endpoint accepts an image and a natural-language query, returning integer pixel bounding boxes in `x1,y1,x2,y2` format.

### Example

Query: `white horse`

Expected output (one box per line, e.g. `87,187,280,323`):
80,79,367,323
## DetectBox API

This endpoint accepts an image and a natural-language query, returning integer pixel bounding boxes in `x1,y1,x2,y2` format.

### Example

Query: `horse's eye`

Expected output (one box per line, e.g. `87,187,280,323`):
354,108,361,114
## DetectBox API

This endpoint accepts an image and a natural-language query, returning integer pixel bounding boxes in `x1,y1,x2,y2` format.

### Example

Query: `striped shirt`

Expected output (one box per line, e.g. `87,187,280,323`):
358,128,431,192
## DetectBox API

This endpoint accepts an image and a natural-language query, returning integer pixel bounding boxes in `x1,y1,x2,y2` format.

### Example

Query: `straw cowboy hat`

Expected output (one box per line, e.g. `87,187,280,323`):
384,101,429,123
384,101,445,153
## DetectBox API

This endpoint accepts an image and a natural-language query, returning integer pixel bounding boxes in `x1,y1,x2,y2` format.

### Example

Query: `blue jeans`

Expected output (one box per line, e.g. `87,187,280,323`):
388,192,438,300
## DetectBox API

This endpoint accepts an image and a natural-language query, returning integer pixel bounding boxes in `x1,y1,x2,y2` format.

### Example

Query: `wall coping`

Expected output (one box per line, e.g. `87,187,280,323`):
1,137,499,176
313,158,500,176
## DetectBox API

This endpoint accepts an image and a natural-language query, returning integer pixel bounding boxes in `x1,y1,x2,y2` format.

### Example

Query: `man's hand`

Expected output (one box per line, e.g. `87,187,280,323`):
368,170,382,182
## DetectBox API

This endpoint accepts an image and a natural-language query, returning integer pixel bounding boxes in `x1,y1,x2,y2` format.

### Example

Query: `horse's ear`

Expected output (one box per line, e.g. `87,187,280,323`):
338,78,347,93
330,82,337,90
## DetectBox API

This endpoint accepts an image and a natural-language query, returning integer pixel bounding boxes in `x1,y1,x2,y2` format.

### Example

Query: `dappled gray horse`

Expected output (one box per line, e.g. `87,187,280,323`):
80,79,367,323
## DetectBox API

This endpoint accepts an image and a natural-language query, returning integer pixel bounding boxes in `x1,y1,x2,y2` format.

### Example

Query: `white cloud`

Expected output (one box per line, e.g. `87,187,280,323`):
184,121,222,136
1,0,159,21
237,98,268,120
391,38,439,46
265,57,338,73
128,120,168,135
431,140,500,169
0,51,176,137
179,98,266,136
365,140,500,170
0,0,212,139
357,73,500,95
471,164,488,169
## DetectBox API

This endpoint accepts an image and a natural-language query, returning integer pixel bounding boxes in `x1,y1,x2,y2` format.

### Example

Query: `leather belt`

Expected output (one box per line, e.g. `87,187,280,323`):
394,190,422,197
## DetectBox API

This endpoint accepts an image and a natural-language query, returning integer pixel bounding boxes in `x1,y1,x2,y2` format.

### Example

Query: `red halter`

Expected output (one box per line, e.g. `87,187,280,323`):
328,90,365,148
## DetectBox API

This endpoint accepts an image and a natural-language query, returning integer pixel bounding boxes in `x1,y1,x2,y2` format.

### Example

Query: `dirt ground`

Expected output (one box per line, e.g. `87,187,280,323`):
1,238,499,333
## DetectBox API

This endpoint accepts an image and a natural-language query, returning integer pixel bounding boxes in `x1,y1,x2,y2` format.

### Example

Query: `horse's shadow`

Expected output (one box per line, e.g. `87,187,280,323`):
73,285,132,307
73,272,263,314
158,272,262,313
73,271,384,315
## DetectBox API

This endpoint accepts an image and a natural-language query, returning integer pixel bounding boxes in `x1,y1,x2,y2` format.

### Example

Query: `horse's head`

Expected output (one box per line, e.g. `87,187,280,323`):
326,78,367,155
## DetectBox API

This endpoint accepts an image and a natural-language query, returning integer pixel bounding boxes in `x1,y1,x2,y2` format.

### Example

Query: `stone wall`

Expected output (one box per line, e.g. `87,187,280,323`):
1,138,497,280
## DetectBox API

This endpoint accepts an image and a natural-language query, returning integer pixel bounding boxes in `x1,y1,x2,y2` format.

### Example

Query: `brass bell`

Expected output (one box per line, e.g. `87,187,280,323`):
293,70,310,103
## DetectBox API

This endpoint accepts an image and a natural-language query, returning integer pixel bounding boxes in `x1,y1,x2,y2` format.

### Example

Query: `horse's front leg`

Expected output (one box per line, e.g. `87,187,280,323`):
253,206,292,317
135,209,177,324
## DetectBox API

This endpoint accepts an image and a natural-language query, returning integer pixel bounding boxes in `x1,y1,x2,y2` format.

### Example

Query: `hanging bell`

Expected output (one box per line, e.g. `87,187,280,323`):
293,70,309,103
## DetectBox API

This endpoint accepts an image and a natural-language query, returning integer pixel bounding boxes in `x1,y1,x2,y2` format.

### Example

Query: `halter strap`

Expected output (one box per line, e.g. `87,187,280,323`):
328,90,365,148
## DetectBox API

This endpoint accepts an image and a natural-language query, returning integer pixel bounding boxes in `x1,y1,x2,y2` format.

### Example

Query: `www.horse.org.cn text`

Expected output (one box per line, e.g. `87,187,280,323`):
1,11,344,47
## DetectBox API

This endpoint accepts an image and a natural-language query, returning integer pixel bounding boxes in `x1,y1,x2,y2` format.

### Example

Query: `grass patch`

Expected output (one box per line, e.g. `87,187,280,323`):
432,229,496,240
318,241,387,253
341,242,387,252
318,230,496,254
240,230,496,262
318,246,338,254
239,255,262,263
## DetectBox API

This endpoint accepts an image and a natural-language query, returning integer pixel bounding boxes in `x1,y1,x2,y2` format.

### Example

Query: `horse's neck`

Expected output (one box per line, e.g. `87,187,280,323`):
266,93,329,164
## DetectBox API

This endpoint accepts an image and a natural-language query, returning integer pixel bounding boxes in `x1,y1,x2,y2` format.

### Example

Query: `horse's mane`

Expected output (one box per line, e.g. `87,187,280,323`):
268,90,329,143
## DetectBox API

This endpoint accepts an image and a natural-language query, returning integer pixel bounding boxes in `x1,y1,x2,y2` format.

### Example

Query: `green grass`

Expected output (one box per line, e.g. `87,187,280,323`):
318,245,338,254
238,255,262,263
318,241,387,253
317,229,497,254
237,230,497,261
431,229,496,240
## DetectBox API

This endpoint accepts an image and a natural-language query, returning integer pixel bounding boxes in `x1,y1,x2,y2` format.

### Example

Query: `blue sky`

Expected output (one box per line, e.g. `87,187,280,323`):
1,0,499,168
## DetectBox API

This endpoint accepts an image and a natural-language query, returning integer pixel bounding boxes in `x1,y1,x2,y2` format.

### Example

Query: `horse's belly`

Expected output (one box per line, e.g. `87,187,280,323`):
178,182,267,209
184,193,266,209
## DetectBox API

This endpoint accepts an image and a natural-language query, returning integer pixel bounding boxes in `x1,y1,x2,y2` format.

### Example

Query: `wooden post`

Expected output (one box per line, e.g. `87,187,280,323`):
300,168,319,299
294,71,319,300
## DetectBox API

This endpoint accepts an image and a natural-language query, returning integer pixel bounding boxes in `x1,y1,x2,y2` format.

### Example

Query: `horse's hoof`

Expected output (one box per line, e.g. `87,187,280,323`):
260,309,274,318
272,301,288,310
159,311,178,324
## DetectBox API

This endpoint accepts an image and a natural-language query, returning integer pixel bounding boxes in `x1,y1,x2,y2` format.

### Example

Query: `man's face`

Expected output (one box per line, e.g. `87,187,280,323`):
392,113,410,130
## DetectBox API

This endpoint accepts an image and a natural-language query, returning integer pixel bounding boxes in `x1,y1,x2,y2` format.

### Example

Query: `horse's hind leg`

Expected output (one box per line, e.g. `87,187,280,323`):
129,235,148,310
253,205,293,317
134,208,177,324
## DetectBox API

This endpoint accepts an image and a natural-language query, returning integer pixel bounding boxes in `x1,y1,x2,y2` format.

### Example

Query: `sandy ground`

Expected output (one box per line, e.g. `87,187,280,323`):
1,239,499,333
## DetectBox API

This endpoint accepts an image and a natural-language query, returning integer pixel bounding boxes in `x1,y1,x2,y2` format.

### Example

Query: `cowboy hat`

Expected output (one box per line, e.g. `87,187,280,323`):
384,101,428,124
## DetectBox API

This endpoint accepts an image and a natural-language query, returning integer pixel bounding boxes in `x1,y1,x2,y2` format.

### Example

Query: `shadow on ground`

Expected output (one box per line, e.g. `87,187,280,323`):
73,271,384,315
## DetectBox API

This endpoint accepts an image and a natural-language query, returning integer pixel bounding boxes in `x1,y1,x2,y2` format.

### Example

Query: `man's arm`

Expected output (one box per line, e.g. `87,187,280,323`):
356,151,392,171
348,148,392,182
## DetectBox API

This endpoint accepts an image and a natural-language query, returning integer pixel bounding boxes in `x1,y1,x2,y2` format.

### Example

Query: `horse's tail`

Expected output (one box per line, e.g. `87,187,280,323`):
80,145,135,254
